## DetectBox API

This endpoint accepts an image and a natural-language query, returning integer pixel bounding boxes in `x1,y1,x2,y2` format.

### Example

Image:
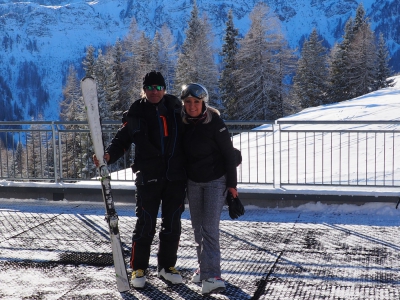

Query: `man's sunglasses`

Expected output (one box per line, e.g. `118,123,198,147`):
180,84,207,100
145,85,164,91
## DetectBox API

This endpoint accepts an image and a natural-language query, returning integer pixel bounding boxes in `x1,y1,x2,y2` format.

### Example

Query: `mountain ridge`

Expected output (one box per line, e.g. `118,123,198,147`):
0,0,398,121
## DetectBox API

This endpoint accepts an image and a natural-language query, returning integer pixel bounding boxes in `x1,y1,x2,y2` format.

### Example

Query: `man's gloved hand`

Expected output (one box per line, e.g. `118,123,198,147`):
226,191,245,219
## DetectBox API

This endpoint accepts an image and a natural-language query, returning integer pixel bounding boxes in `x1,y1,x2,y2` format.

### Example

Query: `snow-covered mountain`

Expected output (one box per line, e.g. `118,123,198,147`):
0,0,398,121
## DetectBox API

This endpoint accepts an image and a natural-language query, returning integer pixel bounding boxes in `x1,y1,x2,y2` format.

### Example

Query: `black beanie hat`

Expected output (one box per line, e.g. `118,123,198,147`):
143,70,166,89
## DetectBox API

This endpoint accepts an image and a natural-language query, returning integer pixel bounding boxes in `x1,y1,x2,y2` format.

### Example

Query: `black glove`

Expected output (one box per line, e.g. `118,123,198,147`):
226,191,245,219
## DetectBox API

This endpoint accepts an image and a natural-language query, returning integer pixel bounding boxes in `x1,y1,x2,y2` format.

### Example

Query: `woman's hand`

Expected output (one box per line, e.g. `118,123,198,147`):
93,153,110,167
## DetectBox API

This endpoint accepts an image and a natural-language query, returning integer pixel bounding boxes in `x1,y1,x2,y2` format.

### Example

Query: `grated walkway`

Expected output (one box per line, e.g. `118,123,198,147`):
0,199,399,299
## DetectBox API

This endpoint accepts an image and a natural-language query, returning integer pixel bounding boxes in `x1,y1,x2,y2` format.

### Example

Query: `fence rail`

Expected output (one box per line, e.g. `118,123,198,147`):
0,120,399,190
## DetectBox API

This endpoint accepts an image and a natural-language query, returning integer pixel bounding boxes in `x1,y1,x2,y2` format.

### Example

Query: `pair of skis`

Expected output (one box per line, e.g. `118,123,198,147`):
81,77,130,292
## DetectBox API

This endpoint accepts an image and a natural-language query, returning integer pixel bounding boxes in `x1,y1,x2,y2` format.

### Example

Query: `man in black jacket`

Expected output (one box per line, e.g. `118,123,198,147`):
96,71,187,289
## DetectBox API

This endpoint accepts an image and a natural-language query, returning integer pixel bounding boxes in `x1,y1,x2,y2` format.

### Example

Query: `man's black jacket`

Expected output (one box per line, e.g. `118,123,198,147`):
106,94,187,184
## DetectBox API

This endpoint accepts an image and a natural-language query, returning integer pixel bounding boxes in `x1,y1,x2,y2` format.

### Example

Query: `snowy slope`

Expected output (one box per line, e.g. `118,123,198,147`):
283,76,400,122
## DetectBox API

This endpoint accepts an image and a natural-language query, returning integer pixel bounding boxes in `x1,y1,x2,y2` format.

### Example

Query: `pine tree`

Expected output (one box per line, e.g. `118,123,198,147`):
93,49,108,119
348,20,377,97
270,40,297,119
294,28,329,108
60,66,91,179
175,0,219,106
328,18,354,103
353,3,366,33
234,3,293,120
102,48,120,120
112,39,130,113
60,65,85,122
153,24,178,93
151,32,161,69
175,2,202,87
328,3,383,102
135,32,153,85
90,48,119,153
43,131,55,181
16,141,24,178
82,45,96,77
121,19,144,102
10,141,24,179
26,116,46,180
376,32,394,89
219,9,239,119
105,65,120,119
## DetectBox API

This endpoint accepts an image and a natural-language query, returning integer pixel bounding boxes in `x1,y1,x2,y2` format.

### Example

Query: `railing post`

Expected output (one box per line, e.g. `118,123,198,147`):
51,122,58,183
273,122,281,189
58,125,64,183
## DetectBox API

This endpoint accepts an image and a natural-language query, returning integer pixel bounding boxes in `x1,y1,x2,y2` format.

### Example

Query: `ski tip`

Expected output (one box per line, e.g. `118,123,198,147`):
116,276,131,292
81,75,95,82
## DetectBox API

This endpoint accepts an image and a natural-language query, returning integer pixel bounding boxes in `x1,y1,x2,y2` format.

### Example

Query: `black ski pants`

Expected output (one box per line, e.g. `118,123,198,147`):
130,179,186,271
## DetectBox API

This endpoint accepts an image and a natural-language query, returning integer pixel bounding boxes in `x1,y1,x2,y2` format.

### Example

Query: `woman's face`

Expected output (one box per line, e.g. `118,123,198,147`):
184,97,203,117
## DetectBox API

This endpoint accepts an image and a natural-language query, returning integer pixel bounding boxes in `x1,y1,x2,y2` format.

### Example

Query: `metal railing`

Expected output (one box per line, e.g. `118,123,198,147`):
0,120,399,189
276,120,400,188
0,120,132,183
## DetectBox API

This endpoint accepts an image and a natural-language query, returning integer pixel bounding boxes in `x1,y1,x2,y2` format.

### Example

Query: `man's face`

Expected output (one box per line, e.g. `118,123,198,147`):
144,85,165,104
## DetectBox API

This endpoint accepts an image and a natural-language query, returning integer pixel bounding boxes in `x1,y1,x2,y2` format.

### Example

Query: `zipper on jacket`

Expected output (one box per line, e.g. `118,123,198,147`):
156,105,166,155
160,116,168,137
165,109,179,181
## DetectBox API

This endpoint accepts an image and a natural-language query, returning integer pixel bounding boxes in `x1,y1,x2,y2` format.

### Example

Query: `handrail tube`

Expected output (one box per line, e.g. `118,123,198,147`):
0,120,398,189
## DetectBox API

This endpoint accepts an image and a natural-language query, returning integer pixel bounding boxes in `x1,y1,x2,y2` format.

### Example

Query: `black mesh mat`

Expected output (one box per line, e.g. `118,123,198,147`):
0,199,399,299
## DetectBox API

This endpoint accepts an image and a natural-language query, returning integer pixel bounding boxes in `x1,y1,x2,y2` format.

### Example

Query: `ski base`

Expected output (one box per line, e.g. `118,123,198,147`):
81,76,130,292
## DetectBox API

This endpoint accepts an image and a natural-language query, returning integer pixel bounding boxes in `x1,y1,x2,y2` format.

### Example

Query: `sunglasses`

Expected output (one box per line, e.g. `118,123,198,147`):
145,85,164,91
180,84,207,99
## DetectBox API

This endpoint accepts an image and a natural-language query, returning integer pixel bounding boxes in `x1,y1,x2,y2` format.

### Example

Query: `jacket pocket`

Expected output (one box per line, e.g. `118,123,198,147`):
133,158,165,184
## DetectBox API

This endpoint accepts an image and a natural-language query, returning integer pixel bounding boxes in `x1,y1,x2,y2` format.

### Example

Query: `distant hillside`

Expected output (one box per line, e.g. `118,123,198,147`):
0,0,398,121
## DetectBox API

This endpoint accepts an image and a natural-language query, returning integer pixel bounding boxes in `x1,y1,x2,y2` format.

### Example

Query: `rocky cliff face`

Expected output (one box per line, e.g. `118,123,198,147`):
0,0,398,121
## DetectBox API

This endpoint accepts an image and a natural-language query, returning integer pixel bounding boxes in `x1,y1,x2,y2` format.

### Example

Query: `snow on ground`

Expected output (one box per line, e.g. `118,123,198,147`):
1,198,400,299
